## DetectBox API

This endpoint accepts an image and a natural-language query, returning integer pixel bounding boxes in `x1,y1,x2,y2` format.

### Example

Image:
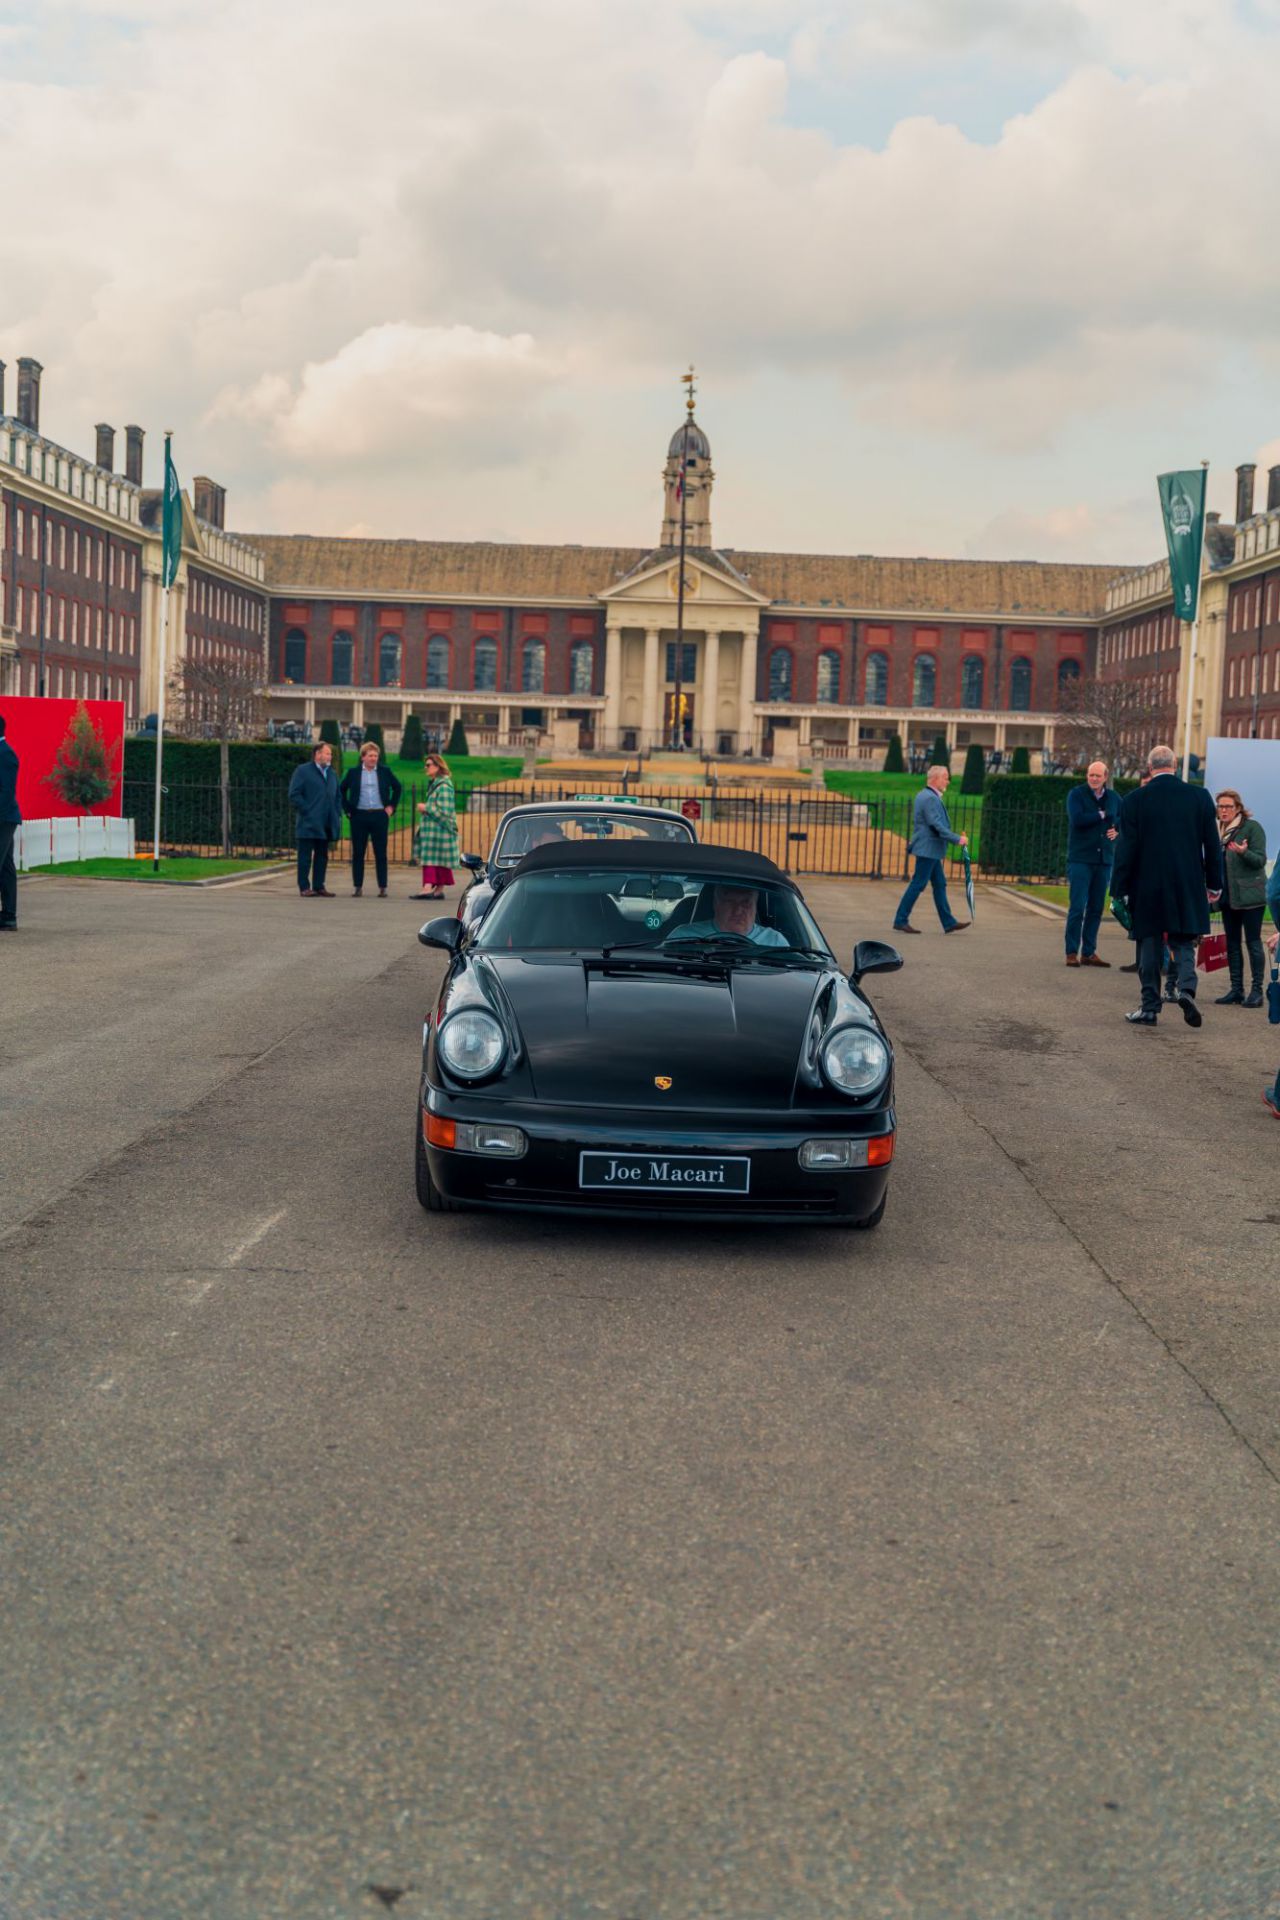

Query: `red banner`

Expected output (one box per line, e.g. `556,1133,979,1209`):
3,695,126,819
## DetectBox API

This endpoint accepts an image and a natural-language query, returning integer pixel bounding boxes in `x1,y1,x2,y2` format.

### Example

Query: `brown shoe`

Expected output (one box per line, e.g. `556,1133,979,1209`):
944,921,970,934
1065,953,1081,966
352,887,363,898
892,923,922,935
1082,953,1110,967
299,889,314,897
313,887,335,897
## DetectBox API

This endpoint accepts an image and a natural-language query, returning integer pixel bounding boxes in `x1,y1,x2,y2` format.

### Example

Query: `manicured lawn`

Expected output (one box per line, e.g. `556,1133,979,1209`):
823,769,986,810
334,754,525,835
33,857,285,882
1015,883,1071,907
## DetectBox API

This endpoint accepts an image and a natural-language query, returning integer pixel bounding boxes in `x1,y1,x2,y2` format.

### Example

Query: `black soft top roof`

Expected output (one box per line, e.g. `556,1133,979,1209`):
508,842,796,889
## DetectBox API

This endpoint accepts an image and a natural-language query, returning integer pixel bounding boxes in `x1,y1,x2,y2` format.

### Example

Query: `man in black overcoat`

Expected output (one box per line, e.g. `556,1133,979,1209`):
0,713,20,931
1111,744,1222,1027
287,741,343,897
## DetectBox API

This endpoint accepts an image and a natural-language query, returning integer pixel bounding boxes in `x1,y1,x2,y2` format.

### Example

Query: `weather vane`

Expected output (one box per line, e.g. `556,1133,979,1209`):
682,365,696,414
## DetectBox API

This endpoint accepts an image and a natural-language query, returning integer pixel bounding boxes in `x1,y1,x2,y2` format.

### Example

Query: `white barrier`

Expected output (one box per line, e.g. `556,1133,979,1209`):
16,816,136,870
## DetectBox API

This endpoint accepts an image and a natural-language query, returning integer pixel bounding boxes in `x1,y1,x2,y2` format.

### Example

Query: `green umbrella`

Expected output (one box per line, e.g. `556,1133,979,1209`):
961,849,975,921
1109,894,1132,934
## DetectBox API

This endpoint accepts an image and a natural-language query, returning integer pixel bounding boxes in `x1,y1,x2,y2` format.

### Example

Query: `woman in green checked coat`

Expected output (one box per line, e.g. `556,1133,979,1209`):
412,752,461,900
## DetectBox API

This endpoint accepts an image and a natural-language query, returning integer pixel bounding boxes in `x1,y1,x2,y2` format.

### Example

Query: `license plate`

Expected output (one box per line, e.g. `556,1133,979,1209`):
578,1151,750,1194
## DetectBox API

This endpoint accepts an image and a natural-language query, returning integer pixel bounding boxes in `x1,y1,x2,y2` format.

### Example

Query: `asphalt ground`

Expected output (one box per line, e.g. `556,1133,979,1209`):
2,870,1279,1920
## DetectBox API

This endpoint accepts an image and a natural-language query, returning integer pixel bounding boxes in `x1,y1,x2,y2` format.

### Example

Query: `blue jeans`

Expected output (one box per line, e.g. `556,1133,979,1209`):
1065,861,1109,957
895,856,959,931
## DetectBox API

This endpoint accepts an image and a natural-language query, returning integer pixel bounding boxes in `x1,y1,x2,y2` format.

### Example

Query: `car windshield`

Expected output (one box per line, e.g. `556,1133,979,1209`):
473,867,830,956
491,809,694,866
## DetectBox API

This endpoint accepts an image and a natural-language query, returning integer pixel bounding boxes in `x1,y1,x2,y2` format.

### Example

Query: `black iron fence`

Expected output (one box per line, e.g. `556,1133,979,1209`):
130,779,1079,884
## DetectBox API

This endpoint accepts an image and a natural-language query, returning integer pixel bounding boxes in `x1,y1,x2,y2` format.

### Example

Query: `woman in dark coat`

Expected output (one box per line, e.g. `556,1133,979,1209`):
1212,787,1268,1006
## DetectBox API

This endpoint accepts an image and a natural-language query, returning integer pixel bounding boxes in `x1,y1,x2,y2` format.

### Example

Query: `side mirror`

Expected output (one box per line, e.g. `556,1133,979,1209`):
461,853,484,872
419,916,463,952
852,939,903,983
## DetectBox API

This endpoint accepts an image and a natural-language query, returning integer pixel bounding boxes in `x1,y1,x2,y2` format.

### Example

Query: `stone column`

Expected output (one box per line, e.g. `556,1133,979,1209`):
699,628,720,754
642,627,661,751
603,624,623,749
738,628,759,756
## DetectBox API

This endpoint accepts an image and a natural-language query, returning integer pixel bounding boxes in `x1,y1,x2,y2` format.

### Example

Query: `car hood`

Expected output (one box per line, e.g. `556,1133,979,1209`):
476,953,826,1110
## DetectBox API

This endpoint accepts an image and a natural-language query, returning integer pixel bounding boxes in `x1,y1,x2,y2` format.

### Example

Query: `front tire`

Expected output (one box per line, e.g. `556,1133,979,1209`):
415,1111,460,1212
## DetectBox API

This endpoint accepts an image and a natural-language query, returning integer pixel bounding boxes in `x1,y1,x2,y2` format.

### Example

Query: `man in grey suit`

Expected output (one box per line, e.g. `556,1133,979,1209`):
0,713,20,932
893,766,970,935
287,741,343,897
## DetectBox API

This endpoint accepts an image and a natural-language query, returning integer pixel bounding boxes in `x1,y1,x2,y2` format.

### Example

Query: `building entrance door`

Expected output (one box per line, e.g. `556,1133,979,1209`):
664,690,695,749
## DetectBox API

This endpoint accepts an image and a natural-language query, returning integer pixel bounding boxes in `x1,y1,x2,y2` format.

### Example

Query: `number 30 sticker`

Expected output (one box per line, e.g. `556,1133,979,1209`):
645,909,662,929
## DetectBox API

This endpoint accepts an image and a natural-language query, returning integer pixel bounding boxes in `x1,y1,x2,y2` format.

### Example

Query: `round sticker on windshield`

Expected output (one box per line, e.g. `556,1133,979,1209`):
645,909,662,929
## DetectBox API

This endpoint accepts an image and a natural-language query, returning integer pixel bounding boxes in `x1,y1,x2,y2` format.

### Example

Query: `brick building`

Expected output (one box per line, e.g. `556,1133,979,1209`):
0,359,266,726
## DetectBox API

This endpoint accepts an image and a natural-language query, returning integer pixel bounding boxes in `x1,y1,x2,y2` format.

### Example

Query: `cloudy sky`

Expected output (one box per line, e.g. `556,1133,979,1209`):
3,0,1280,566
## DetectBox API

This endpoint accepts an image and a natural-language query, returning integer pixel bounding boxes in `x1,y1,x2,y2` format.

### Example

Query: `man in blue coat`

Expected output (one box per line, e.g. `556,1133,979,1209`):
1064,760,1121,967
287,741,342,897
893,766,970,935
0,713,20,932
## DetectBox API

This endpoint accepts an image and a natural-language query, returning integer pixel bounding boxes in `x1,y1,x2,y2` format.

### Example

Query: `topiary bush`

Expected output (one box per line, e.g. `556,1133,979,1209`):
1009,744,1031,775
401,712,424,763
363,722,386,762
929,735,950,768
882,733,905,773
960,743,985,795
446,719,470,757
319,717,343,780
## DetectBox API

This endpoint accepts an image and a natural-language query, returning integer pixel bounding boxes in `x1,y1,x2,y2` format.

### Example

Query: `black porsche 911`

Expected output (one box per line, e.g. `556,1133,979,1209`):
415,843,902,1228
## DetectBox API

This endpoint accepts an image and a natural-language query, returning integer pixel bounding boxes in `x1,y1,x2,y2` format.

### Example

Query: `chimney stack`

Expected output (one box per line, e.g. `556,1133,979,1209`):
95,423,116,471
16,357,42,432
193,476,226,528
1268,465,1280,513
124,424,144,486
1235,462,1257,524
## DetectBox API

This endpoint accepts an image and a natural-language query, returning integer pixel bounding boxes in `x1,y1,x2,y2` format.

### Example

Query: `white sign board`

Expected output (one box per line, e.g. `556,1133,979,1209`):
1203,738,1280,877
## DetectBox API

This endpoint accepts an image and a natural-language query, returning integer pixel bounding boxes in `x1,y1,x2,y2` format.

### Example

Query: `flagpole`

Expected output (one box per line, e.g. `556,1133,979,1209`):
152,429,177,873
672,366,694,751
1181,459,1209,783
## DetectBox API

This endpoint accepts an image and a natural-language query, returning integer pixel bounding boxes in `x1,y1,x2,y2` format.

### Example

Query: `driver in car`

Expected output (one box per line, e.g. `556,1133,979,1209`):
668,884,788,947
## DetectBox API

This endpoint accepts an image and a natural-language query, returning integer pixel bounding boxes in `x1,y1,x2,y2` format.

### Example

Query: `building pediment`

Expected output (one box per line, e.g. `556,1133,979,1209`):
599,547,770,612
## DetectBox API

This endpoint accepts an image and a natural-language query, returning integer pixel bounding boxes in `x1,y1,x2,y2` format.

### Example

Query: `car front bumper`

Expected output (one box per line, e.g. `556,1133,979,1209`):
421,1089,894,1223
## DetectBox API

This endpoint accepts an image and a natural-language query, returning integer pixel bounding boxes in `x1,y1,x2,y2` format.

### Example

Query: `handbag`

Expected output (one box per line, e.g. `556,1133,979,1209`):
1197,932,1228,973
1268,962,1280,1026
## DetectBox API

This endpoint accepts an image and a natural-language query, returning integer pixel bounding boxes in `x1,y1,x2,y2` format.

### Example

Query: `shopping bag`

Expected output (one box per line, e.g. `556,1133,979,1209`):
1268,963,1280,1026
1197,932,1228,973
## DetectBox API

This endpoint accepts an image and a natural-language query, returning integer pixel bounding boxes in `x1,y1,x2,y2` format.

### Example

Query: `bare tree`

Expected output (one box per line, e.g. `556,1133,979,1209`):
1054,674,1169,777
173,653,266,855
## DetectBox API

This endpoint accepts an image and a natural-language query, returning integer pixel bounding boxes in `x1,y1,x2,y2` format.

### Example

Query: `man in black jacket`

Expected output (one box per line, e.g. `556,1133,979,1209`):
0,713,20,932
287,741,343,897
1111,745,1222,1027
339,741,403,897
1063,760,1121,966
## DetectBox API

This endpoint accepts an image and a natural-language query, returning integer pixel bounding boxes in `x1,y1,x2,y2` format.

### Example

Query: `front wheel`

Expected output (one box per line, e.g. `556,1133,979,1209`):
415,1111,460,1212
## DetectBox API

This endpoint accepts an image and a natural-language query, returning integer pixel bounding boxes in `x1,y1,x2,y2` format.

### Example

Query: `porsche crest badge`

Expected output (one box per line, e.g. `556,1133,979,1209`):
654,1075,673,1091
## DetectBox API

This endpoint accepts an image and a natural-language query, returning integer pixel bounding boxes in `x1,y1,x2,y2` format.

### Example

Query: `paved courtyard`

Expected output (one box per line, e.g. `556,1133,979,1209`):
2,872,1279,1919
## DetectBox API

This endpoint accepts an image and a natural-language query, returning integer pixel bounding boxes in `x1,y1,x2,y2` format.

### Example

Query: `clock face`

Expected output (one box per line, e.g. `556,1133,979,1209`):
669,567,699,596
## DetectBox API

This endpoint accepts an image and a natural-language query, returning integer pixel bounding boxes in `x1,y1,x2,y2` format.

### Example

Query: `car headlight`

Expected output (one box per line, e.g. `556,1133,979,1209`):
821,1025,890,1095
437,1009,506,1080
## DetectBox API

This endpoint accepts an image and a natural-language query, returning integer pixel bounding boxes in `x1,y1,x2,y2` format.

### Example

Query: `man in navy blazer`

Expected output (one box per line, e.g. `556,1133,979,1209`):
893,766,970,935
1064,760,1121,967
287,741,343,897
0,713,20,931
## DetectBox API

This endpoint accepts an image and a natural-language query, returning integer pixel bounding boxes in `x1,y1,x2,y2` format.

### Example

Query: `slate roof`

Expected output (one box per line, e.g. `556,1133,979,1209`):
243,532,1121,620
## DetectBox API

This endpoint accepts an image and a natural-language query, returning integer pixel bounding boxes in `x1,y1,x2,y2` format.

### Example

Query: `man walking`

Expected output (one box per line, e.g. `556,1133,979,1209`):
893,765,970,935
1111,745,1222,1027
0,713,20,933
340,740,402,897
1064,760,1121,967
287,740,342,898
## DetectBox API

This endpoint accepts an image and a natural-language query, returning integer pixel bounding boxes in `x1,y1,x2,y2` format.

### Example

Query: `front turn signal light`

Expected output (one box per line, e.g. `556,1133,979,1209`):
425,1113,456,1149
867,1133,895,1167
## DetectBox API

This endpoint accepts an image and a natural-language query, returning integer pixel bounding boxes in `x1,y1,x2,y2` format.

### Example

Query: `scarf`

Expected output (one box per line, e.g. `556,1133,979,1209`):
1219,811,1243,847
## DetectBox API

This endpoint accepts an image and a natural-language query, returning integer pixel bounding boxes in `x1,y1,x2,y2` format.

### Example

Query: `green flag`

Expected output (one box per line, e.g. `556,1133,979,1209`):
1157,467,1207,625
162,435,182,589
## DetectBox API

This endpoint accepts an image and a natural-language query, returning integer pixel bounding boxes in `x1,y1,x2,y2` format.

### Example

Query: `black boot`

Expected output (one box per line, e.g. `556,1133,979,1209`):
1245,937,1266,1007
1215,954,1245,1005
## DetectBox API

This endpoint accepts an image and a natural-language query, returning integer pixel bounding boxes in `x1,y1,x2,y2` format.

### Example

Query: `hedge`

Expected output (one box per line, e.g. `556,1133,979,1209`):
980,773,1139,878
122,741,313,850
124,739,312,786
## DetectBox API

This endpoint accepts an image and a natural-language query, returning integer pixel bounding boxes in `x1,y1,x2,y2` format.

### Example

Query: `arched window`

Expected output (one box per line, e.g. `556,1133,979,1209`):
283,628,307,683
522,639,546,693
1057,658,1081,699
864,652,888,705
426,635,449,688
570,640,594,693
473,635,497,690
1009,657,1033,711
816,650,840,703
960,655,984,709
330,630,353,686
912,653,936,707
768,647,793,701
377,634,401,687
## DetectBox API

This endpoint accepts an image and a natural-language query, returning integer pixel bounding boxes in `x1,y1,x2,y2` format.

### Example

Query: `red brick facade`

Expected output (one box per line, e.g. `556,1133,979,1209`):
1221,571,1280,739
184,563,267,670
2,483,143,713
757,615,1093,711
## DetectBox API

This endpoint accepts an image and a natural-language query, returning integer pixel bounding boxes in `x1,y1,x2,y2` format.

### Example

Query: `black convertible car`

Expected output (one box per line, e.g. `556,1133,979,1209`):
415,843,901,1227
